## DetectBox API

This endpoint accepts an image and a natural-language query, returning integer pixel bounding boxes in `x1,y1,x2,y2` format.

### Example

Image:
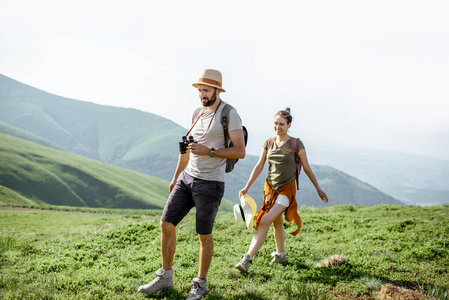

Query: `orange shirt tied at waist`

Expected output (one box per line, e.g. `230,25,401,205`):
255,179,302,236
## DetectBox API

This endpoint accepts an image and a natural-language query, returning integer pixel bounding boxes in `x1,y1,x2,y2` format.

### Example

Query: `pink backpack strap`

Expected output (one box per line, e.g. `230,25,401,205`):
289,137,302,190
266,137,276,151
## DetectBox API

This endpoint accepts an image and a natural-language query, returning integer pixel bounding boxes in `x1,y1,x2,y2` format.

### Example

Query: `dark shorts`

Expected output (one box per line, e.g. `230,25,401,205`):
161,172,225,235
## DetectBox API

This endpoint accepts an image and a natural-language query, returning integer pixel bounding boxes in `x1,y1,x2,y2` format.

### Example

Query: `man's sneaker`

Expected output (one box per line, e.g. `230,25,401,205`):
186,277,208,300
138,268,174,294
270,250,288,264
235,253,252,273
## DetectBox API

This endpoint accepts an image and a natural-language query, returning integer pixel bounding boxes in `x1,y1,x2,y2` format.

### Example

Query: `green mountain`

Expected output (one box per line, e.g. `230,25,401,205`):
0,74,183,161
0,74,403,207
0,121,63,150
0,133,234,211
0,133,169,208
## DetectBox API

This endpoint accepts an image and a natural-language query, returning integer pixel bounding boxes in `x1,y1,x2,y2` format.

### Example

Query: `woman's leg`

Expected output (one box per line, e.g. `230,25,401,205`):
272,213,286,254
247,203,286,257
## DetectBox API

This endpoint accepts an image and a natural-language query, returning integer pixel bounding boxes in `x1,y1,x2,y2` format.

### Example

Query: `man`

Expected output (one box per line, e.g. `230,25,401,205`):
138,69,245,299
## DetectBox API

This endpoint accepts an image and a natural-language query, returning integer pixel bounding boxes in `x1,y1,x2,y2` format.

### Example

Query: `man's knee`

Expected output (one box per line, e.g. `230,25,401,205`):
198,233,213,244
161,220,175,234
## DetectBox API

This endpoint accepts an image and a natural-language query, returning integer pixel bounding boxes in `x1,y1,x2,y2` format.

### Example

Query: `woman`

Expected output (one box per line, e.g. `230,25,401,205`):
235,108,328,272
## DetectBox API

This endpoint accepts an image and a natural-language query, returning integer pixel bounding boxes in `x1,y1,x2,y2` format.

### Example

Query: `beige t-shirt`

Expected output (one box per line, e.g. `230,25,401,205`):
185,102,242,182
263,137,305,190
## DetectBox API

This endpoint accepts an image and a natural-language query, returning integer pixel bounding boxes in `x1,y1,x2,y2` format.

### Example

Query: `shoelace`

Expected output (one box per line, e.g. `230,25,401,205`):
190,282,201,293
152,275,166,285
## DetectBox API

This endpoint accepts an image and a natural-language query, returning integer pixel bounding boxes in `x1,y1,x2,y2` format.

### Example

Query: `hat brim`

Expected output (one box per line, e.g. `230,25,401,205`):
233,204,244,222
192,82,226,92
240,194,257,233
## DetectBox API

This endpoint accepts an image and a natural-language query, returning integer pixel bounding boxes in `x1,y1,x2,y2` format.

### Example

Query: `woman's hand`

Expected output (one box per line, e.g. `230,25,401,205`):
239,187,249,198
318,189,328,203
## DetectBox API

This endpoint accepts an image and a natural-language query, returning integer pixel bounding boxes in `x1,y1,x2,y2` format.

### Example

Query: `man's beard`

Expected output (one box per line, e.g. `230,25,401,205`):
201,89,217,107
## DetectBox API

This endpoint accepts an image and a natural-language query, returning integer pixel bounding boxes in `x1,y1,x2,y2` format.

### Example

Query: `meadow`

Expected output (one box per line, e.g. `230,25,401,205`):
1,204,448,299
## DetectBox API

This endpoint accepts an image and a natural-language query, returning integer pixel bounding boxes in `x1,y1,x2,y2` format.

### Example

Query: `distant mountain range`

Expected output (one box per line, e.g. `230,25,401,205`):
0,73,405,208
307,141,449,206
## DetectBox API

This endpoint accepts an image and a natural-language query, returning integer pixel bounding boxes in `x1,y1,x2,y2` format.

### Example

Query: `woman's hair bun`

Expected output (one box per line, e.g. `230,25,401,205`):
275,107,293,124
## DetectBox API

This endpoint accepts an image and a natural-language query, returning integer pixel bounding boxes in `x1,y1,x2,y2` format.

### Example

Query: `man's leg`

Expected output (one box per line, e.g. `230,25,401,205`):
138,172,193,295
186,233,213,300
137,220,176,294
198,234,213,278
187,179,223,300
161,220,176,270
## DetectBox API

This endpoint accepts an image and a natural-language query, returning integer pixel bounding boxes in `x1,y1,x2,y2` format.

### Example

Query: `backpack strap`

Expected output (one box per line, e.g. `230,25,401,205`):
289,137,302,190
266,137,276,151
221,103,234,148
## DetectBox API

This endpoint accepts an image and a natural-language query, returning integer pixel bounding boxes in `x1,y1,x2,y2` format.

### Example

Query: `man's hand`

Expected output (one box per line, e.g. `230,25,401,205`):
169,180,177,193
187,143,210,155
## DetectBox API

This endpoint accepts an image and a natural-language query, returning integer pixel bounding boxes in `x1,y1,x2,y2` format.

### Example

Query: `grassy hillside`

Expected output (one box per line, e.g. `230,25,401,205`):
0,133,170,209
0,205,448,299
0,121,63,150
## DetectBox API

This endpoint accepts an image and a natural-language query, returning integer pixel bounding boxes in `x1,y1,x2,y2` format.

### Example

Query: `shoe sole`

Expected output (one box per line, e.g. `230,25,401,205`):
138,286,174,294
235,264,248,273
270,260,288,265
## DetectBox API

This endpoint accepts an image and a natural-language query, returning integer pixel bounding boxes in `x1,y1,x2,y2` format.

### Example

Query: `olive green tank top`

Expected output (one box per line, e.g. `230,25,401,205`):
263,137,305,190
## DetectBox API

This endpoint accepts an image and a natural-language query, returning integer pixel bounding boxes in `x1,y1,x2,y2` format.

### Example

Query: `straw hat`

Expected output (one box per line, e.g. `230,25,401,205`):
192,69,226,92
234,194,257,233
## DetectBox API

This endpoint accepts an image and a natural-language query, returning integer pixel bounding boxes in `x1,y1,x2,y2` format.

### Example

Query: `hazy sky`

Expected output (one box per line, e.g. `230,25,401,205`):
1,0,448,160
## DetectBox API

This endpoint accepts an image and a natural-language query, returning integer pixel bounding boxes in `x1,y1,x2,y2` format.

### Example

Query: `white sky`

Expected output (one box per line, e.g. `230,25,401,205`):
1,0,448,160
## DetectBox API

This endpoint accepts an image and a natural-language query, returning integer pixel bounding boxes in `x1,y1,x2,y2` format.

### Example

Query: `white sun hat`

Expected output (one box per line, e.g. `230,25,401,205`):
233,194,257,233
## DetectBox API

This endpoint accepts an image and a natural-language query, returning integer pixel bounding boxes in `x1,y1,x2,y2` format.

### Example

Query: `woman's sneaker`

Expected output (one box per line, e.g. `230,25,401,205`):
186,277,208,300
270,251,288,264
138,268,174,294
235,253,252,273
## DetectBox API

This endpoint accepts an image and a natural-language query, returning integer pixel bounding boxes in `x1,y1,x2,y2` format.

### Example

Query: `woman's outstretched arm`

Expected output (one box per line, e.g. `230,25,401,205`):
239,147,268,196
298,149,328,202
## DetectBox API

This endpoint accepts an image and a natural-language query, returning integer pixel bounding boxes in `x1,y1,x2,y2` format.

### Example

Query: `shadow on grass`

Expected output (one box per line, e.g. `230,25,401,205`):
289,259,434,292
207,292,271,300
290,260,389,285
139,288,270,300
140,289,185,299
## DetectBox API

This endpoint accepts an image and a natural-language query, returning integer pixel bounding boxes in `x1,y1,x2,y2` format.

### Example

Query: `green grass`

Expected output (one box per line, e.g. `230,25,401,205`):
1,204,448,299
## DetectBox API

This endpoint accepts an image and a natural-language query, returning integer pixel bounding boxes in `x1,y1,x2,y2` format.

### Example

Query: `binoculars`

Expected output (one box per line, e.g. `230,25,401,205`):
179,136,197,154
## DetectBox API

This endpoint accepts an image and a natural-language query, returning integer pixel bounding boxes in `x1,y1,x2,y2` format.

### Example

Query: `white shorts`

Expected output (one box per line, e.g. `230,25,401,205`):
265,194,290,207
